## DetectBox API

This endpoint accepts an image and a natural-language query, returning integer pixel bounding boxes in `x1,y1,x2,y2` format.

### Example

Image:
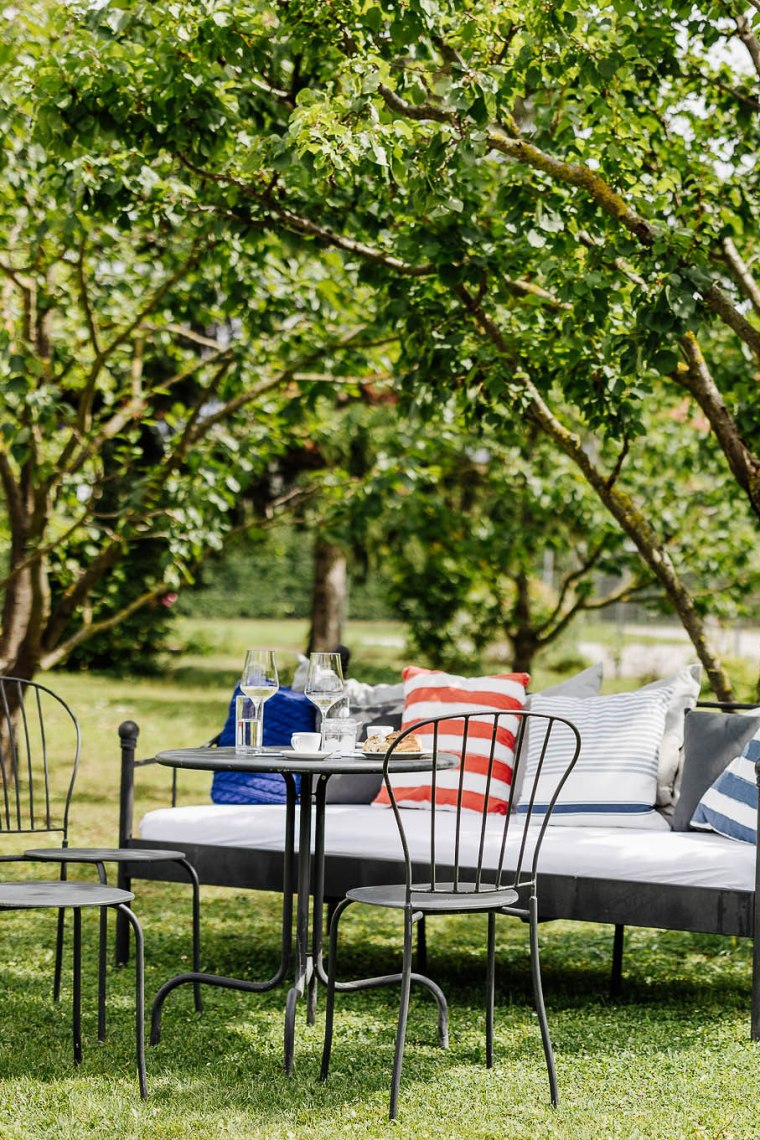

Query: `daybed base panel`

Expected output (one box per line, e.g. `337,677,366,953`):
120,837,755,938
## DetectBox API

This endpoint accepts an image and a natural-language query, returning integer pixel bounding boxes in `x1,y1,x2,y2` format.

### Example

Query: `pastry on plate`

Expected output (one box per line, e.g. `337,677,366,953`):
387,730,422,753
363,733,389,754
363,730,422,754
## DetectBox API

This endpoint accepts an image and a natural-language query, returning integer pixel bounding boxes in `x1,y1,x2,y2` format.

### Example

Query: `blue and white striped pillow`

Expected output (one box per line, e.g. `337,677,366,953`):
690,728,760,843
517,688,672,828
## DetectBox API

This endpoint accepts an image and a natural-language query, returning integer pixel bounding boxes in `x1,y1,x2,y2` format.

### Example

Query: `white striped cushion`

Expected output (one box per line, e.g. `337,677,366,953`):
373,667,530,814
690,728,760,843
518,688,672,827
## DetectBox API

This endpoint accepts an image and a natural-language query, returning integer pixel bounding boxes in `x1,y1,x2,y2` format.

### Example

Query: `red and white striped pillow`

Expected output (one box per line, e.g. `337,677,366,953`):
373,667,530,814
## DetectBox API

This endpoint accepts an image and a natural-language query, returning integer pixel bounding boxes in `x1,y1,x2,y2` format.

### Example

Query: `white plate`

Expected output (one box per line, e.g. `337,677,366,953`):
288,748,430,761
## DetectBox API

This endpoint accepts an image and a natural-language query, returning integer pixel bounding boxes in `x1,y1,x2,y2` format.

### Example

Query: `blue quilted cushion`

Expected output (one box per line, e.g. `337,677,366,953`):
211,687,317,804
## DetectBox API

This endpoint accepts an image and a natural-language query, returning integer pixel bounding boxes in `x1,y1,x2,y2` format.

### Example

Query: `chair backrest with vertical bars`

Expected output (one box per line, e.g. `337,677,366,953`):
382,709,581,901
0,676,80,841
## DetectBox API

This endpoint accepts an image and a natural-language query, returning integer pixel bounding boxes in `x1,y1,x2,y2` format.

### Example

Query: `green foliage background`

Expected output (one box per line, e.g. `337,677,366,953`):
176,526,396,622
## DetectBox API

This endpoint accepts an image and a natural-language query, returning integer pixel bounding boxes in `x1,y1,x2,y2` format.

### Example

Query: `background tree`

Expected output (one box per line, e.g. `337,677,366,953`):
361,429,655,675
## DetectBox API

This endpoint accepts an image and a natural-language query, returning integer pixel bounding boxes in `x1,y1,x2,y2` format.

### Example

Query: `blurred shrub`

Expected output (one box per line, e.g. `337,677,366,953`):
177,527,395,621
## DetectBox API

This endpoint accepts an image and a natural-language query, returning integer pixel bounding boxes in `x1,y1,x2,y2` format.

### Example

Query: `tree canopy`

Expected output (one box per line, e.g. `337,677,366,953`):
3,1,759,694
0,8,397,677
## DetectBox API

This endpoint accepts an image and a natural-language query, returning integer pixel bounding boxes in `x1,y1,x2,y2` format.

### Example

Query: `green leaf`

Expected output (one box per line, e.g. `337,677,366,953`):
652,349,680,374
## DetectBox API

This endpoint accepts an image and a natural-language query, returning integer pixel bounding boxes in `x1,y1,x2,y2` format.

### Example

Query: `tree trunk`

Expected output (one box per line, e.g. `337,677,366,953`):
510,570,539,675
0,471,47,682
307,534,347,653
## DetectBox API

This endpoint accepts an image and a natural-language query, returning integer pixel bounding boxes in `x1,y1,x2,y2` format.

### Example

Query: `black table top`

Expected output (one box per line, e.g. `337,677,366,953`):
156,745,458,777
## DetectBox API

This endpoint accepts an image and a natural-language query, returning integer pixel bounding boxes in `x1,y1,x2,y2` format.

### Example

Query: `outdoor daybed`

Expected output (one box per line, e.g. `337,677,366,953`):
114,664,760,1034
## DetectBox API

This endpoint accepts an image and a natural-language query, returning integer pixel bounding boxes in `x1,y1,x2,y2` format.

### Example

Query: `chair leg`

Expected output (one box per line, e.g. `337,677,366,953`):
54,908,65,1002
117,903,148,1100
95,862,108,1043
486,911,496,1068
72,908,82,1065
115,863,131,967
319,897,352,1082
389,908,415,1121
528,894,558,1107
178,858,203,1013
54,863,68,1002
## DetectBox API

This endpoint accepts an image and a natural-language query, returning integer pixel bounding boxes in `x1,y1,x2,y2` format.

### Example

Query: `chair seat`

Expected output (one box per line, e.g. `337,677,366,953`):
0,881,135,909
24,846,188,863
346,881,519,913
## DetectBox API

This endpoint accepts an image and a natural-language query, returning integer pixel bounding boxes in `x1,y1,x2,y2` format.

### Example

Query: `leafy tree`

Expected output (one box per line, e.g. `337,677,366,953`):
19,1,760,695
0,10,392,680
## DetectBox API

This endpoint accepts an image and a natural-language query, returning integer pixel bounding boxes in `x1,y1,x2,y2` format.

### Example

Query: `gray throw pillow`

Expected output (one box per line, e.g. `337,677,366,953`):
524,662,604,705
671,710,760,831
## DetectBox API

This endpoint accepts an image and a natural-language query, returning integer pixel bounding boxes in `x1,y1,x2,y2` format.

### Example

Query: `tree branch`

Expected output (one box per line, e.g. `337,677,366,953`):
55,345,234,488
721,236,760,316
75,238,101,358
188,325,375,435
373,76,760,360
702,280,760,361
734,11,760,80
677,332,760,512
0,505,93,593
71,234,209,411
577,230,648,288
689,66,760,112
44,537,124,649
267,201,437,275
41,578,168,669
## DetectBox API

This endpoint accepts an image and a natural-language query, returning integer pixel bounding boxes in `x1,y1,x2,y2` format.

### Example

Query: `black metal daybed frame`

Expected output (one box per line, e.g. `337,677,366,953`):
114,708,760,1038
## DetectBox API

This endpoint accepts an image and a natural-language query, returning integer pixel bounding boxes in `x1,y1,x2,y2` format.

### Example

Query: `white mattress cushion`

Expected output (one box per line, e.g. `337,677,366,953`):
140,803,755,893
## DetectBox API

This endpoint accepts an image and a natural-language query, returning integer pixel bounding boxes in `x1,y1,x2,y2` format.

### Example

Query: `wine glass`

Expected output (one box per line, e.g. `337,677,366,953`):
239,649,279,752
304,652,345,748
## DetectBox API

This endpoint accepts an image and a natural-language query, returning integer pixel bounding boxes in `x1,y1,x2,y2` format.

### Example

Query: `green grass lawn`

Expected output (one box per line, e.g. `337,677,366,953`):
0,620,758,1137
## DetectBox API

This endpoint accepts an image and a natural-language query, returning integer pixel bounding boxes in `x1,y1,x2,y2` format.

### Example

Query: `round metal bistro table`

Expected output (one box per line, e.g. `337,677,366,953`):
149,745,456,1073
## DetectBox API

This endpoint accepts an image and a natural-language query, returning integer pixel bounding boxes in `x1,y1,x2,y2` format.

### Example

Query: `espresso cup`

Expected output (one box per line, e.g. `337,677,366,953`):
291,732,322,752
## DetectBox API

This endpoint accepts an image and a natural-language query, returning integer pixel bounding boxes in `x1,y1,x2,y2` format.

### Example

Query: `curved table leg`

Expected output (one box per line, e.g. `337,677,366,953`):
177,857,203,1013
150,781,297,1046
307,776,328,1026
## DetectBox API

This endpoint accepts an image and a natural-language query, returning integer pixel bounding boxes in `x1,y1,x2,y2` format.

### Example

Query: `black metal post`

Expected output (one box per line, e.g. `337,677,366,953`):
116,721,139,967
610,924,625,998
308,775,328,1025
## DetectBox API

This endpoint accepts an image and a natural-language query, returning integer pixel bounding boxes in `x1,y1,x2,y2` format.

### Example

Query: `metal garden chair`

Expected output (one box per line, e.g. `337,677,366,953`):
0,879,147,1097
0,675,202,1044
319,708,582,1120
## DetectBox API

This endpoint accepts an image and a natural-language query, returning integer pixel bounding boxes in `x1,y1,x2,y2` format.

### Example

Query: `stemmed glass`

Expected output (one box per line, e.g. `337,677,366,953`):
304,652,345,749
239,649,279,752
